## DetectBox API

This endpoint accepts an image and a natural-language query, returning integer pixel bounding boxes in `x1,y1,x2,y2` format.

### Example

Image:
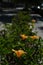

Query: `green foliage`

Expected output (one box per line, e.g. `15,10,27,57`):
0,11,43,65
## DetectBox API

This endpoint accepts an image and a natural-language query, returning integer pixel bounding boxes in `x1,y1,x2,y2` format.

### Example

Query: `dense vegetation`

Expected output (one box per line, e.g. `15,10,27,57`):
0,11,43,65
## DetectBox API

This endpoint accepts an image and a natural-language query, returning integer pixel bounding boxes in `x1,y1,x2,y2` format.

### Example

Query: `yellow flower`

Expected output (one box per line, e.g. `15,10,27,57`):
30,35,39,39
32,19,36,23
20,34,28,40
12,49,26,58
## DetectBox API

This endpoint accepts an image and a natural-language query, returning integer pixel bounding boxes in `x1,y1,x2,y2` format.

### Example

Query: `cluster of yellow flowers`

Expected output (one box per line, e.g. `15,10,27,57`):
20,34,39,40
11,19,39,58
12,49,26,58
12,34,39,58
30,35,39,40
20,34,28,40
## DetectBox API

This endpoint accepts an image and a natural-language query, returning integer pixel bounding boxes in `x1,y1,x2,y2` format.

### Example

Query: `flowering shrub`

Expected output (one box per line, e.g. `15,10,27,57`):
0,11,43,65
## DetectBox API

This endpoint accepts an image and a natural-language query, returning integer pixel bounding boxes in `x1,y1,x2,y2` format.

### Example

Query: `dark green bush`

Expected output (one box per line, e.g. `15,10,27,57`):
0,11,43,65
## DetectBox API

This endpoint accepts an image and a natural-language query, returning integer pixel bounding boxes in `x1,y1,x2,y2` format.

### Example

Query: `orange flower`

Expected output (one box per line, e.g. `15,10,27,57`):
32,19,36,23
30,35,39,40
20,34,28,40
12,49,26,58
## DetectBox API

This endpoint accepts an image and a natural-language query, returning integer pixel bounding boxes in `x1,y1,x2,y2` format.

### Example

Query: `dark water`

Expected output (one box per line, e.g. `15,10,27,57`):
0,15,13,23
0,9,43,23
0,9,17,23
